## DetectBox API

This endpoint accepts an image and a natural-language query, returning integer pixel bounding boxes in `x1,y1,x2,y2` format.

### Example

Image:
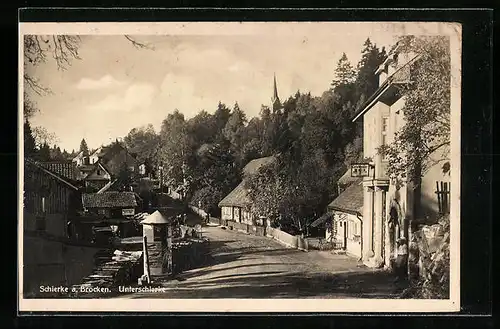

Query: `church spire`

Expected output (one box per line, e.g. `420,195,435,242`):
271,73,282,111
273,73,279,101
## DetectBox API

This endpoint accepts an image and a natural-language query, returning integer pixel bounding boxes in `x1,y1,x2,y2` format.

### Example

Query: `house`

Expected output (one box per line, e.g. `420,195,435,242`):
75,164,96,181
82,191,142,219
310,170,364,258
89,147,106,164
72,151,86,167
83,162,112,191
326,178,364,259
218,156,275,226
351,43,451,269
23,158,82,238
38,160,79,182
138,163,147,176
98,141,139,176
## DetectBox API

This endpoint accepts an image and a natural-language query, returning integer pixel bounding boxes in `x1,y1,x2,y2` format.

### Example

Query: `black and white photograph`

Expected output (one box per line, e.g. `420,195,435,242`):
18,21,461,312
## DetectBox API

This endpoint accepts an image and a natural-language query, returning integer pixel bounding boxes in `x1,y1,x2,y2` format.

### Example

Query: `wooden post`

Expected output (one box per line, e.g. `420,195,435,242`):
143,235,151,284
166,224,173,275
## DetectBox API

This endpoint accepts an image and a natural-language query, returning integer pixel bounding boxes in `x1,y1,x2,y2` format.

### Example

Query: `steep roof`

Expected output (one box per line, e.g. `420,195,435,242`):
82,191,139,208
38,161,78,181
218,182,251,208
25,158,79,191
337,169,363,187
85,162,112,181
140,210,172,225
218,156,276,208
328,180,364,216
242,156,276,177
352,52,421,122
96,179,118,194
72,151,84,160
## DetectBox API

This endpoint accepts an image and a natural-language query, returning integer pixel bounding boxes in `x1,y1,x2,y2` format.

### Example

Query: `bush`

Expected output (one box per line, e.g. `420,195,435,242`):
404,214,450,299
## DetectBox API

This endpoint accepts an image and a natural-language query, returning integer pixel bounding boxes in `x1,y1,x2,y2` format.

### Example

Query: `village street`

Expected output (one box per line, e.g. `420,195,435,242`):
121,226,406,299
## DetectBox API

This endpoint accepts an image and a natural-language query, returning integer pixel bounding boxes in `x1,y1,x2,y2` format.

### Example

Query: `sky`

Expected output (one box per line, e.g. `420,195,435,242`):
24,23,405,151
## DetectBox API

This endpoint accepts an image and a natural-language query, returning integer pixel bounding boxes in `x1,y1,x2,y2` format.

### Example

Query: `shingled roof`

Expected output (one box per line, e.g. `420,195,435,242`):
242,156,276,177
24,158,79,191
218,156,276,208
328,181,364,216
82,191,139,209
337,169,363,187
38,161,78,181
218,182,251,208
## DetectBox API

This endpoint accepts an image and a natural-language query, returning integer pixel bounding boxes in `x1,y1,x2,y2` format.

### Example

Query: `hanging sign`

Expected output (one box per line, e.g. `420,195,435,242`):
351,163,372,177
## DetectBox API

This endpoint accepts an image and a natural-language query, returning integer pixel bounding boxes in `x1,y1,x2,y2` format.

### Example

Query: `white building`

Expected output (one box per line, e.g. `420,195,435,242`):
352,45,451,269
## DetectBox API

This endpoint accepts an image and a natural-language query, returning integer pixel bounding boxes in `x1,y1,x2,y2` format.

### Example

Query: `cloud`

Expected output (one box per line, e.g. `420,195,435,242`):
75,75,126,90
86,83,157,113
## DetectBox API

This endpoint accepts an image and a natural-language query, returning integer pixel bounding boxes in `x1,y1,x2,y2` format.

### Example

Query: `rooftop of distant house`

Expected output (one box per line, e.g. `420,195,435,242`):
82,191,141,209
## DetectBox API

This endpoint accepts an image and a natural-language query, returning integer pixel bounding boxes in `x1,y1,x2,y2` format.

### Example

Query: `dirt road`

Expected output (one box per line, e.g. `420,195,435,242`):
122,226,405,299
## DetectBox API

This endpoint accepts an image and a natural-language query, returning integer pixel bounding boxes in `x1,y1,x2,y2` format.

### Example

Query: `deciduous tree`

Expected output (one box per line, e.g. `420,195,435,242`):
379,36,451,185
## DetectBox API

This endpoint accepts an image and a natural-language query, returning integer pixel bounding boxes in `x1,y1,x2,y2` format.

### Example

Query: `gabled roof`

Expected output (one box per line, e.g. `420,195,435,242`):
72,151,84,161
328,180,364,216
242,156,276,177
38,161,78,181
90,147,106,158
85,162,112,181
82,191,139,208
218,156,277,208
218,182,251,208
352,52,421,122
25,158,79,191
337,169,363,187
96,179,118,194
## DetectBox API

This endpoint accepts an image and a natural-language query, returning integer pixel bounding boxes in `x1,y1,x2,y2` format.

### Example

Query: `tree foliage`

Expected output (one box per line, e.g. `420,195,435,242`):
331,53,357,89
124,124,160,166
158,110,194,196
79,138,89,156
32,126,59,148
379,36,451,185
24,120,37,157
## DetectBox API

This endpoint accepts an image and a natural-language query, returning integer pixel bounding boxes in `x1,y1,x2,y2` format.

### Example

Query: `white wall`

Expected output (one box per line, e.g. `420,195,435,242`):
332,211,362,259
221,206,233,221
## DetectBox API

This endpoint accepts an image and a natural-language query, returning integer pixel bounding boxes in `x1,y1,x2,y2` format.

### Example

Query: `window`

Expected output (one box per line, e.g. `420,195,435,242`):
381,117,389,160
97,169,101,175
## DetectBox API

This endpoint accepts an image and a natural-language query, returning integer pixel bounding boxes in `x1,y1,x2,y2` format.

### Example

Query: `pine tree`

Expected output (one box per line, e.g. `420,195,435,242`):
38,142,51,161
331,53,357,89
356,38,387,97
24,120,37,157
79,138,89,156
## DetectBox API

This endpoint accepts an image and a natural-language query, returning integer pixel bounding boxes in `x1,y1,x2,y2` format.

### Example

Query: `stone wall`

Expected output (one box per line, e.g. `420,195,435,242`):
172,238,210,273
70,250,143,298
23,235,101,298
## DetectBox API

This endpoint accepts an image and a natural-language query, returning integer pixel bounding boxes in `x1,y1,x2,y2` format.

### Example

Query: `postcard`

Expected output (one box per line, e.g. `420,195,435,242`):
19,19,461,313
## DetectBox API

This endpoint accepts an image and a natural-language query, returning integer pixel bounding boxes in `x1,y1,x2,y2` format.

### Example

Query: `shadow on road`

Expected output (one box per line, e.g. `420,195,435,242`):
130,269,407,299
